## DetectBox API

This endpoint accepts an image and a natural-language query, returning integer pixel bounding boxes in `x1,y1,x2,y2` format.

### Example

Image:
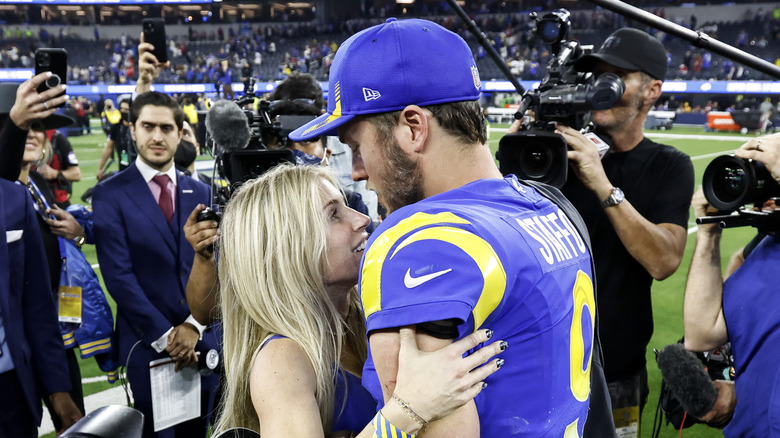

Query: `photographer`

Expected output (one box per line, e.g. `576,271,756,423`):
267,72,379,224
532,28,695,422
684,133,780,436
265,73,378,228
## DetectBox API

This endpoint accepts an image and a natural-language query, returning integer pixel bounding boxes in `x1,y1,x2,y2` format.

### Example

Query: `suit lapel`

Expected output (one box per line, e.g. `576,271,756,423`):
123,165,177,254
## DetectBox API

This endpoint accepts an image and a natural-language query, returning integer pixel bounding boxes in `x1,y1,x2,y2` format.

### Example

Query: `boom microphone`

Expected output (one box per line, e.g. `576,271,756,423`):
205,100,252,153
656,343,719,419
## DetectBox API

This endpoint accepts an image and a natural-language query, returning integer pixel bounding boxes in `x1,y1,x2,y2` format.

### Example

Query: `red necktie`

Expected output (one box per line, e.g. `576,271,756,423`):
152,174,174,223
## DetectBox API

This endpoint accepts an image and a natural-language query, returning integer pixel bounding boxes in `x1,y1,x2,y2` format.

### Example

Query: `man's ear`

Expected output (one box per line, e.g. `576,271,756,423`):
644,79,663,107
397,105,428,153
130,125,136,142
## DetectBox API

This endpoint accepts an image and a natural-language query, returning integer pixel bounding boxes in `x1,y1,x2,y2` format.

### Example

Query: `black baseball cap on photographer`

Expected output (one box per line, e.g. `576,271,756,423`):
574,28,667,81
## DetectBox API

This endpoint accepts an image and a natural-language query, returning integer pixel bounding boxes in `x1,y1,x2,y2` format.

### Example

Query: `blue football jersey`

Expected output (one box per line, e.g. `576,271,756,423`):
360,176,595,437
722,235,780,438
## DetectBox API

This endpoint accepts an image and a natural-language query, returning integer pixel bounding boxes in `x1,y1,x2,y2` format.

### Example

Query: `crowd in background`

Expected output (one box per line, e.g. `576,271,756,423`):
1,3,780,436
1,3,780,86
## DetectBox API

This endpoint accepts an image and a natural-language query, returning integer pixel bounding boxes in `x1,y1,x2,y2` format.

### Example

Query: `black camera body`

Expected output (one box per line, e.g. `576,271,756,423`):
196,207,223,254
496,9,624,188
702,155,780,213
698,155,780,233
208,93,311,207
196,206,222,224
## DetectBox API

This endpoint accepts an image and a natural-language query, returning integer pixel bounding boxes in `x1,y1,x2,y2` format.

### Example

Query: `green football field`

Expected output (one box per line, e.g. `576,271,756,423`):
57,121,759,438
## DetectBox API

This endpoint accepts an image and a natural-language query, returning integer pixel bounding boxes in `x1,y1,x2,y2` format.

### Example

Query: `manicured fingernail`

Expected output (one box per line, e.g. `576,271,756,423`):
496,358,505,369
61,84,67,90
485,329,493,339
482,382,488,389
500,341,508,351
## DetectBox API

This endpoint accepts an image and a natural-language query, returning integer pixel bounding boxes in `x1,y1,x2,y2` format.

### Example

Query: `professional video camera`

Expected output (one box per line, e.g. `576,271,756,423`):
496,9,625,188
202,80,317,211
697,155,780,233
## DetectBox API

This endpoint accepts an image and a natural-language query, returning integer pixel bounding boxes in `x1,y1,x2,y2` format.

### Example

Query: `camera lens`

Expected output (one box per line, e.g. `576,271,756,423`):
703,155,754,212
540,21,562,43
518,143,554,179
497,131,569,188
718,166,746,198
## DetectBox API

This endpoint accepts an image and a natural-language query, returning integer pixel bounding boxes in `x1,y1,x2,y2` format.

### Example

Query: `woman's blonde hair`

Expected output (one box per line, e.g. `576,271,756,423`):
215,164,365,434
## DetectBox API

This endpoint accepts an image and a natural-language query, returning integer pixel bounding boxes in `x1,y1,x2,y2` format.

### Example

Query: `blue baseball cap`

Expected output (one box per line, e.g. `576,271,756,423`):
289,18,482,142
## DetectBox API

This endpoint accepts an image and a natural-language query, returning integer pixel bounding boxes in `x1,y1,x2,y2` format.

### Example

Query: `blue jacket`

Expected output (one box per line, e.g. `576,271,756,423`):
0,179,71,424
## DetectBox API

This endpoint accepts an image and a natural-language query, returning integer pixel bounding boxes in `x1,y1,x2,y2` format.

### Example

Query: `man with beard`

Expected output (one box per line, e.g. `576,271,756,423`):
552,28,694,431
92,91,220,438
290,18,608,437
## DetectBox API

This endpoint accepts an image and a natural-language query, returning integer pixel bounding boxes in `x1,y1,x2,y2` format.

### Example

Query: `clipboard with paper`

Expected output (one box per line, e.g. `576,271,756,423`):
149,355,201,432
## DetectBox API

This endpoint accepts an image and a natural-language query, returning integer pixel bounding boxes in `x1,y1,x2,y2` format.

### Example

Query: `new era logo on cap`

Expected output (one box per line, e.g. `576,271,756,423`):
363,87,381,101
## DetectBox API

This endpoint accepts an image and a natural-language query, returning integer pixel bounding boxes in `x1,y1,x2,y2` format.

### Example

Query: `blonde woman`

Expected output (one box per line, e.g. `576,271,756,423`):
216,164,505,437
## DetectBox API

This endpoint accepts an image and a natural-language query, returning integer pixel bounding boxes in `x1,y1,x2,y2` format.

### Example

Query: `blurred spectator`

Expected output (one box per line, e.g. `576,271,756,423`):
760,97,774,133
97,99,123,180
35,130,81,208
735,28,749,47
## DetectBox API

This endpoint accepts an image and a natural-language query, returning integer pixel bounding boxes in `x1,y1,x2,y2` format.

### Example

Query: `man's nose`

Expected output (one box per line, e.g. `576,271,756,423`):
151,127,164,142
352,155,367,182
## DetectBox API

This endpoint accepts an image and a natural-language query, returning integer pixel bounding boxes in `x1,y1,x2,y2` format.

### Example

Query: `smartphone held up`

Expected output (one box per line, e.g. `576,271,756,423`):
34,48,67,108
142,18,168,64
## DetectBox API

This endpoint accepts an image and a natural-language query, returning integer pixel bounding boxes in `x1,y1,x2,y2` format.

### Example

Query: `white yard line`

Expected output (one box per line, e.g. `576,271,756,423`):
487,129,746,161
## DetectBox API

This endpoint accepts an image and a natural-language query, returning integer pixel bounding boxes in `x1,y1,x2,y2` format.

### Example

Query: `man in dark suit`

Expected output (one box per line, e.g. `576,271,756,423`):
0,178,82,437
93,91,219,438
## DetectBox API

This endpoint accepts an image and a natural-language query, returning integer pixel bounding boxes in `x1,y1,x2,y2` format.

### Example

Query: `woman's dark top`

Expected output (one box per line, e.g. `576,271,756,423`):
27,170,62,296
259,335,376,433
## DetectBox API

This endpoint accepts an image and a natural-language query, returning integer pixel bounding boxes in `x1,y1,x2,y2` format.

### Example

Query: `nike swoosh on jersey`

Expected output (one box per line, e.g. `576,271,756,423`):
403,268,453,289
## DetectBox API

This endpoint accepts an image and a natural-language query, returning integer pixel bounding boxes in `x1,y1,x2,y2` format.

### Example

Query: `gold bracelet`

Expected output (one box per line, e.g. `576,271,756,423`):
391,393,428,429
